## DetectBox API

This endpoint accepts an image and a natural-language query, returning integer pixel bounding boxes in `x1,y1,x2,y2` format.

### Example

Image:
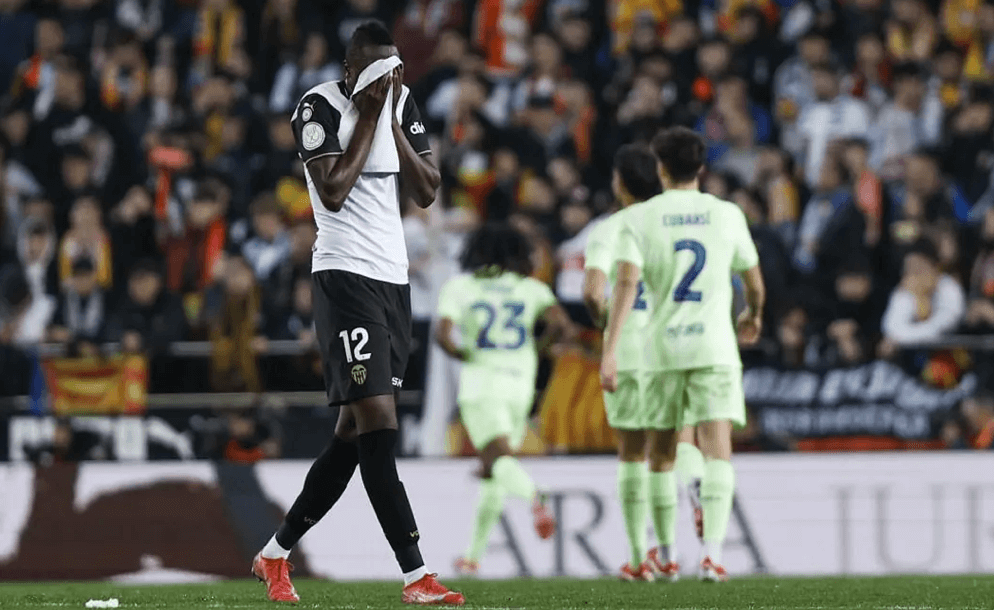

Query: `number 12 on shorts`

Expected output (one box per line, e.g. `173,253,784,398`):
339,327,370,363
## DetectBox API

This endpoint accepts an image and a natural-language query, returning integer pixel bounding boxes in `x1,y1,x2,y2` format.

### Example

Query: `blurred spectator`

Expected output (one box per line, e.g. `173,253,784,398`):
109,185,158,297
964,209,994,332
23,418,112,464
236,192,292,316
885,0,937,62
0,267,54,347
961,394,994,449
165,181,227,299
48,256,106,352
840,138,883,245
223,407,281,463
58,196,113,289
269,32,341,114
474,0,543,78
882,240,965,346
795,63,870,187
107,259,186,354
845,32,890,115
8,218,58,300
774,30,831,127
869,62,942,177
945,96,994,206
731,185,790,331
207,255,265,393
793,154,863,279
0,0,36,94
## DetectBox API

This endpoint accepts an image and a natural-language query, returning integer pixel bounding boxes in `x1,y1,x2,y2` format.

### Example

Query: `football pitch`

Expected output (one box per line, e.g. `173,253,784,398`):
1,576,992,610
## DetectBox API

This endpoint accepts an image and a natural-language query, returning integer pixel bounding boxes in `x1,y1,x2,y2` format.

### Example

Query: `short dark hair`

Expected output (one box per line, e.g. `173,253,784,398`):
651,127,706,184
892,61,927,82
460,222,533,276
614,144,661,201
907,239,939,265
349,21,395,52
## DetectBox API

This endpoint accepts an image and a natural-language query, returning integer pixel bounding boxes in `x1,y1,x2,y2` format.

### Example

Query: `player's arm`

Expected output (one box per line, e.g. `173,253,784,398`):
393,69,440,208
536,303,578,354
737,265,765,345
582,267,608,329
306,77,390,212
600,260,640,392
434,317,470,361
731,208,765,345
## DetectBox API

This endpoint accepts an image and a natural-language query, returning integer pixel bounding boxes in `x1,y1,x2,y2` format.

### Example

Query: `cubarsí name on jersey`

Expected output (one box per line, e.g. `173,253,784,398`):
663,212,711,226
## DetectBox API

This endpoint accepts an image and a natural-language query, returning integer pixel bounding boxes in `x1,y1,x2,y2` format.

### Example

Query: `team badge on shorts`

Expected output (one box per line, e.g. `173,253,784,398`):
351,364,367,385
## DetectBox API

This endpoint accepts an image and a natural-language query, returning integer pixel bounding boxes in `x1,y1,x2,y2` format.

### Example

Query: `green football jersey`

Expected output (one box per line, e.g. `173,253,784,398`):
585,207,650,373
436,271,558,387
617,189,760,371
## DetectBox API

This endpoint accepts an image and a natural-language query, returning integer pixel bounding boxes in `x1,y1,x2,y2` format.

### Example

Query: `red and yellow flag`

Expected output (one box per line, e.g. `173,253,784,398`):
43,355,148,415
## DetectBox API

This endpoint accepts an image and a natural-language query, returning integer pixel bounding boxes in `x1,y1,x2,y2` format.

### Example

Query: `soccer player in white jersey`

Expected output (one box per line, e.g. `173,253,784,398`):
435,223,575,575
252,22,464,605
600,127,765,582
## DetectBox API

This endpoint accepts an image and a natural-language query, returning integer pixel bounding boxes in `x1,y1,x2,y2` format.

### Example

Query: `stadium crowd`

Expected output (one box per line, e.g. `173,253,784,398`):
1,0,994,446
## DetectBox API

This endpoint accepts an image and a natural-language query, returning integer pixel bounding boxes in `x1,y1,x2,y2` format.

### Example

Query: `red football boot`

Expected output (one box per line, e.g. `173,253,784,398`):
402,573,466,606
618,561,655,582
700,557,729,583
252,553,300,603
646,548,680,582
532,494,556,540
453,557,479,577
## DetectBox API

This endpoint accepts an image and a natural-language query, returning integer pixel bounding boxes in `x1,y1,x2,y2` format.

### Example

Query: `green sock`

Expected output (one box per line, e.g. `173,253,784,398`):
616,461,648,567
466,479,506,561
492,455,537,500
648,470,678,563
701,459,735,563
675,442,706,485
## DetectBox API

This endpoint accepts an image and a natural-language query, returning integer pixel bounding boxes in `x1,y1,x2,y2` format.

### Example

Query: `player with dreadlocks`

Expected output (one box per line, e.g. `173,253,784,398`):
435,222,576,575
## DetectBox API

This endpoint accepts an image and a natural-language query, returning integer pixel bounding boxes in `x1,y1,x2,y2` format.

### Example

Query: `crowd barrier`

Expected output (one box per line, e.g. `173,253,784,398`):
1,453,991,581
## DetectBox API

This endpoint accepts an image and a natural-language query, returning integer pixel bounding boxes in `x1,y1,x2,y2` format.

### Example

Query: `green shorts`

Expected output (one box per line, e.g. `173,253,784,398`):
643,366,746,430
460,396,532,451
603,371,657,430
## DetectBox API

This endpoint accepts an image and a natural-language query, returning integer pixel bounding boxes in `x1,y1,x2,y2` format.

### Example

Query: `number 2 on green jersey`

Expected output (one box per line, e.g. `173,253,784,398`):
471,301,527,349
673,239,706,302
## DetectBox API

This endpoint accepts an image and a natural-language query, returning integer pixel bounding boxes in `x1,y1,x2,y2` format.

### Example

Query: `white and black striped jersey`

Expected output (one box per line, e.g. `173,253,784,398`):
291,81,431,285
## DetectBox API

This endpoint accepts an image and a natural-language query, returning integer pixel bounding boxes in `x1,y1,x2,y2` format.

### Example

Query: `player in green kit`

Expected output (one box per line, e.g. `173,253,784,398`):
583,144,673,582
601,127,765,583
435,223,576,576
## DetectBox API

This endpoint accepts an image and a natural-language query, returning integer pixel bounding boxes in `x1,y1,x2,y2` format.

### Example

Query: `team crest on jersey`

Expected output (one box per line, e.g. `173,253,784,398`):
351,364,367,385
302,122,325,150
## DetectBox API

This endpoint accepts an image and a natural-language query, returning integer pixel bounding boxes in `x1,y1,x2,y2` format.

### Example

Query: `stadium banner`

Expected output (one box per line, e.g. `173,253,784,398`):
42,355,148,415
1,454,993,581
745,362,976,440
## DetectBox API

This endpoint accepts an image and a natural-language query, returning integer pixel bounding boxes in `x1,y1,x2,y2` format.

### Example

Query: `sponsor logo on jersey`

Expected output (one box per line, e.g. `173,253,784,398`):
351,364,367,385
302,122,325,151
392,377,404,388
301,104,313,121
409,121,426,135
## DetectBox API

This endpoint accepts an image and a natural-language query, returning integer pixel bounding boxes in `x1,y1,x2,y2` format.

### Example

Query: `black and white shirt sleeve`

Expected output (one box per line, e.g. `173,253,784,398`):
401,95,431,156
292,94,343,164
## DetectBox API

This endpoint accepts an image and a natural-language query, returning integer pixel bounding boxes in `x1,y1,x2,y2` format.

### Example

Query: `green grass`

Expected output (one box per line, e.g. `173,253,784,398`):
1,576,992,610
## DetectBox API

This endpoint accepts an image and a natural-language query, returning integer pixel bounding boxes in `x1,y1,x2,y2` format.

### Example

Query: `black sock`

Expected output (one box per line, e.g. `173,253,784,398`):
276,435,359,549
357,429,424,573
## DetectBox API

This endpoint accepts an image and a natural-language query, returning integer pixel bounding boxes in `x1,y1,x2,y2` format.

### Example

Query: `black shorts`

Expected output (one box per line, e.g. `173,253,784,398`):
312,270,412,406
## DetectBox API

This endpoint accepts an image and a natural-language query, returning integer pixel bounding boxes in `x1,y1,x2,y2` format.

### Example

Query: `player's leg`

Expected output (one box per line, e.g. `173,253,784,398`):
696,419,734,578
643,370,685,581
603,372,652,580
646,427,679,580
687,367,744,582
261,405,359,559
675,425,705,539
351,281,461,605
615,428,651,580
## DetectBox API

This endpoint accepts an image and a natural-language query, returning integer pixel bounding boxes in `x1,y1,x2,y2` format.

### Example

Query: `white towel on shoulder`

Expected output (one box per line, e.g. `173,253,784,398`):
345,55,404,174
